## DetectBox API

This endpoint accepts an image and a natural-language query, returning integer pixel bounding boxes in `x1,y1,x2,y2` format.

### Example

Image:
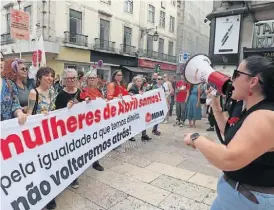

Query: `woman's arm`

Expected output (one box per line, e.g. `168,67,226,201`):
196,85,201,107
106,83,115,100
169,82,174,96
6,81,26,124
27,89,37,115
10,82,22,116
190,110,274,171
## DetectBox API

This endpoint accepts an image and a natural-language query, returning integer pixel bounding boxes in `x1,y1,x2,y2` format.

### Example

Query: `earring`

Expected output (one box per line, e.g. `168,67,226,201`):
248,89,253,96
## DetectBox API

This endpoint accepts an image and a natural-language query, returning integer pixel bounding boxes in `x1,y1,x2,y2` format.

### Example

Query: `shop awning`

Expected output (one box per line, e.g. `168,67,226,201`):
122,66,155,73
243,47,274,61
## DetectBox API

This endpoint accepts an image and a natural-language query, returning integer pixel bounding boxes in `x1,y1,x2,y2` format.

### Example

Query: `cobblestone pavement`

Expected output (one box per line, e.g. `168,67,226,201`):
48,116,222,210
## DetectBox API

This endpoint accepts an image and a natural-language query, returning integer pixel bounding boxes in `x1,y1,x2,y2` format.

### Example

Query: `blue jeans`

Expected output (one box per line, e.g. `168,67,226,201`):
211,176,274,210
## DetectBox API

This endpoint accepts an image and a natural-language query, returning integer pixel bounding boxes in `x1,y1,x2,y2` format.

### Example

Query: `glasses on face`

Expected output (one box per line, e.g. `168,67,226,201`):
20,67,28,72
158,78,163,80
232,70,263,85
66,77,77,82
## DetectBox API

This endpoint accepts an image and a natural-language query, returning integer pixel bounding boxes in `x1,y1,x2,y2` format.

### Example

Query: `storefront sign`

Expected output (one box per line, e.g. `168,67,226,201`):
0,89,168,210
253,20,274,48
243,47,274,61
138,59,177,71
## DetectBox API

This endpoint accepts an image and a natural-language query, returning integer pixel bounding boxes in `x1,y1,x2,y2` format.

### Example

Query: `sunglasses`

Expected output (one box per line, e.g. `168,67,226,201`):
157,78,163,80
232,70,263,85
20,67,28,72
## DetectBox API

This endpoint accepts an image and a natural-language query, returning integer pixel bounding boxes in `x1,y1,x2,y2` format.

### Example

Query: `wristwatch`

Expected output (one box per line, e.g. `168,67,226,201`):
190,133,200,142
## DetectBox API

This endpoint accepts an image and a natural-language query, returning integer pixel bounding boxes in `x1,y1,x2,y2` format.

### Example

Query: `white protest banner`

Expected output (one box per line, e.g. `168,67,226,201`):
0,89,168,210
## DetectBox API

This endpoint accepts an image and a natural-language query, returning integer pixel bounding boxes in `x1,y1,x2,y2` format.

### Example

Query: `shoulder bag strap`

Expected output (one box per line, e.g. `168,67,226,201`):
32,88,39,115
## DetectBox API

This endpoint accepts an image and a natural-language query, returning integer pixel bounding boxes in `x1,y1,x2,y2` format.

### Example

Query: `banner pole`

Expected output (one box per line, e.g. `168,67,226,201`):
18,0,22,59
19,40,22,59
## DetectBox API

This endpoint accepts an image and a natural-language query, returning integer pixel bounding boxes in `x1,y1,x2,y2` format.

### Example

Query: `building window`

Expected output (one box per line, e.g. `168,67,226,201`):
148,5,155,23
100,19,110,41
69,9,82,34
171,0,176,6
101,0,111,5
24,6,32,30
168,41,174,55
100,19,110,49
158,38,164,54
123,26,132,53
159,11,165,28
123,26,132,46
147,35,153,57
169,16,175,33
124,0,133,14
158,38,164,60
64,64,90,73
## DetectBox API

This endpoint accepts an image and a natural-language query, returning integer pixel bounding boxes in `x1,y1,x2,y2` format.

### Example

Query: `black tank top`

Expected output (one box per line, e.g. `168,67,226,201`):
224,99,274,187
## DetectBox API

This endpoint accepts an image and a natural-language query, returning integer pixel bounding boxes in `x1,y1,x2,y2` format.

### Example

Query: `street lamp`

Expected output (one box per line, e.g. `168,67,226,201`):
153,26,159,41
140,26,159,42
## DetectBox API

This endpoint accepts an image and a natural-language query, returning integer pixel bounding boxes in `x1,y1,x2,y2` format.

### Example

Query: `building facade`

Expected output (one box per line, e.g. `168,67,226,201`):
176,0,213,74
1,0,178,81
206,1,274,76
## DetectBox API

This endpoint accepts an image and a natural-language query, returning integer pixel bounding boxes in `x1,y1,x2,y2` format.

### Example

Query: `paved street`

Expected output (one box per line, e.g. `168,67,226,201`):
50,116,221,210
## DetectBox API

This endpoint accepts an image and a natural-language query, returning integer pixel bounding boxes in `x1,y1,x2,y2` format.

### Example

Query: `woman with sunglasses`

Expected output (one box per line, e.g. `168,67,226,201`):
0,52,27,124
11,58,30,113
107,70,128,100
184,56,274,210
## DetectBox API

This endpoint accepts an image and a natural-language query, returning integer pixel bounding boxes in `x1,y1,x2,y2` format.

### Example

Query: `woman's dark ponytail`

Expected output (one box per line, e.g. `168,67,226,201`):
245,56,274,102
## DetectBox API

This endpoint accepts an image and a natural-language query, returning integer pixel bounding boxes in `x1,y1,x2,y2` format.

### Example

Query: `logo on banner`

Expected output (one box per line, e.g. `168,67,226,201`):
145,110,164,124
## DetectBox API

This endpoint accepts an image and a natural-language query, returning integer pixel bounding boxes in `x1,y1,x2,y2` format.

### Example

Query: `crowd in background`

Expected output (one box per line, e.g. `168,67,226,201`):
1,53,216,209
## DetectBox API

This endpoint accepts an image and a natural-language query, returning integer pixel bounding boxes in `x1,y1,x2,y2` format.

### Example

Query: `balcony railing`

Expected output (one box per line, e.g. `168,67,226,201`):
64,31,88,47
138,49,176,63
94,38,116,52
120,44,136,55
1,33,15,45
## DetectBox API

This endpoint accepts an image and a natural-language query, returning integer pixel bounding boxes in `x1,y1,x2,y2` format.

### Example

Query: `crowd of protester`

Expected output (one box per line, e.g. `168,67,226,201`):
1,53,215,209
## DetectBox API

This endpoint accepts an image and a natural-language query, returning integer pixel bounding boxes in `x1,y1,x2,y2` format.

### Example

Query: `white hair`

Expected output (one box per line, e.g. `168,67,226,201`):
84,70,97,79
134,75,143,84
62,68,77,79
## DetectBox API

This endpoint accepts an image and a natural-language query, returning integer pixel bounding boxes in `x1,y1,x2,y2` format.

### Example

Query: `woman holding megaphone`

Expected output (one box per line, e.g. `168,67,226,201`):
184,55,274,209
